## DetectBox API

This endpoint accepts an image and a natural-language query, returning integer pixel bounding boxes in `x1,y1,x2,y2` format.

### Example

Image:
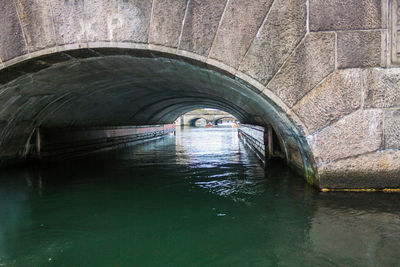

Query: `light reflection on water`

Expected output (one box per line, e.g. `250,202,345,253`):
0,127,400,266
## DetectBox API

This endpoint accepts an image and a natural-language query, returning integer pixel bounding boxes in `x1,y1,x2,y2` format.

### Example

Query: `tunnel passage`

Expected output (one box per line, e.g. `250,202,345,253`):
190,118,207,127
176,109,237,126
0,49,315,185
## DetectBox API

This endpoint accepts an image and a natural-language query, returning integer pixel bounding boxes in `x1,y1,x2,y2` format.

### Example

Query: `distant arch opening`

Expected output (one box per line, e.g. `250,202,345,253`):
191,118,207,127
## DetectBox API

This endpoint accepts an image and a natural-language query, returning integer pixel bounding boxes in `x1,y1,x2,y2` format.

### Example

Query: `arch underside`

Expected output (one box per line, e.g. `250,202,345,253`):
189,118,207,127
0,49,315,185
1,0,398,189
213,117,236,123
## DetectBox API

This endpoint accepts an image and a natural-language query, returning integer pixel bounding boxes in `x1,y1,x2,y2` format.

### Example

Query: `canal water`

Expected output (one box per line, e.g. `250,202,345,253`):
1,127,400,266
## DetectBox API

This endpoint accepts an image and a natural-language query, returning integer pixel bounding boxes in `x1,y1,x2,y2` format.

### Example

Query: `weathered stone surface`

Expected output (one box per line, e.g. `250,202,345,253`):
0,0,28,62
265,32,335,108
51,0,86,45
239,0,307,85
391,1,400,64
384,109,400,149
364,68,400,108
15,0,56,51
307,110,383,164
337,30,382,69
318,151,400,189
309,0,382,31
286,137,304,171
179,0,227,56
0,0,398,189
148,0,188,48
117,0,153,43
83,0,152,43
208,0,273,68
0,95,24,121
293,69,362,134
84,0,119,42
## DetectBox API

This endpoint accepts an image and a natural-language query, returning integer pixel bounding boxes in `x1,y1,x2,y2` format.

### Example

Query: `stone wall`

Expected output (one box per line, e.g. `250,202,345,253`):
238,124,266,163
296,0,400,189
0,0,315,186
0,0,399,189
34,124,175,161
239,124,292,170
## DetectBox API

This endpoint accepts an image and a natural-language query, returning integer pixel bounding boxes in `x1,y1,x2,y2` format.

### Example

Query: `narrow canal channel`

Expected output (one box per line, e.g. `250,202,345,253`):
1,127,400,266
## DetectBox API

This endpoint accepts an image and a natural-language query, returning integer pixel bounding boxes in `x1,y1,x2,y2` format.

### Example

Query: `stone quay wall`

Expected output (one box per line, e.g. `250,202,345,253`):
35,124,175,161
238,124,266,164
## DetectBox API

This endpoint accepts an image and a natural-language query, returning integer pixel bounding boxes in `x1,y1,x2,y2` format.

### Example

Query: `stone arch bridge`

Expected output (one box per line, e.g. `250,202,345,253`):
176,109,236,126
0,0,399,190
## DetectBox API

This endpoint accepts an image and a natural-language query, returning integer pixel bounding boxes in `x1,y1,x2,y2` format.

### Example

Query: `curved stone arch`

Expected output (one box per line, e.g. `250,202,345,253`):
0,45,311,130
1,0,398,189
0,0,311,134
158,103,246,123
0,47,315,184
188,117,207,127
131,97,249,123
0,43,309,133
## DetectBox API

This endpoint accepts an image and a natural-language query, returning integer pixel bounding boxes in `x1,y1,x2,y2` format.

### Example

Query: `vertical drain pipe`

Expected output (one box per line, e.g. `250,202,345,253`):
36,128,41,160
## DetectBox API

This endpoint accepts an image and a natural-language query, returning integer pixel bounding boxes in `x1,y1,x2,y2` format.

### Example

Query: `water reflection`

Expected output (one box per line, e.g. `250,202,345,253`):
0,127,399,266
174,127,266,200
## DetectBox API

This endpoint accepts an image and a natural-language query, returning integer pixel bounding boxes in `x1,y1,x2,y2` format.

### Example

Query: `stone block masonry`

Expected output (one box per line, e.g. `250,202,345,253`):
0,0,400,189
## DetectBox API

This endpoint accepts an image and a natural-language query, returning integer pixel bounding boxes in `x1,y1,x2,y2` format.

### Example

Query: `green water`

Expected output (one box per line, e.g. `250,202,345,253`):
1,127,400,266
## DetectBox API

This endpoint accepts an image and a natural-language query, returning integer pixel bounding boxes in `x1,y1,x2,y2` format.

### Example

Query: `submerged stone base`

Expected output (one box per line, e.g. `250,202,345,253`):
34,124,175,161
